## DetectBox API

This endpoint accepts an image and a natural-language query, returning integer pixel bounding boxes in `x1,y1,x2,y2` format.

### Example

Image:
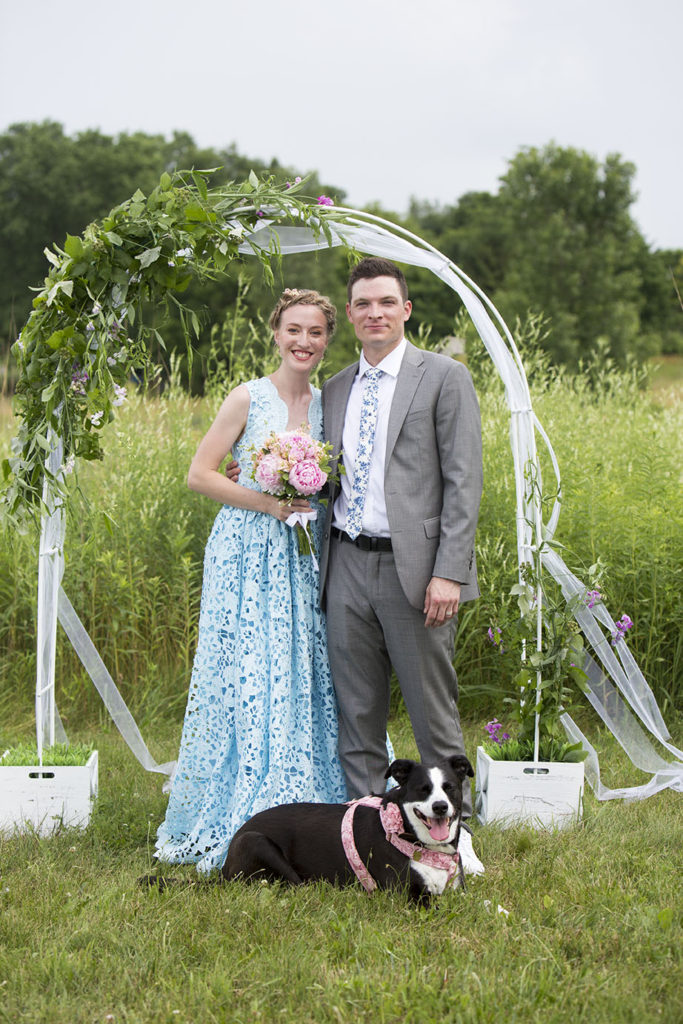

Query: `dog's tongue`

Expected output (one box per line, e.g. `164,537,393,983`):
428,818,451,842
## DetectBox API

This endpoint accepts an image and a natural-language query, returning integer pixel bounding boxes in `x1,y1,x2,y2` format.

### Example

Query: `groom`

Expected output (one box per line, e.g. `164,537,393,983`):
320,257,483,870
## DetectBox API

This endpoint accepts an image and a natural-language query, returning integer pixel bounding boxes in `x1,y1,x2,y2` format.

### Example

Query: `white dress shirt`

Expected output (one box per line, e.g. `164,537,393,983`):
333,338,407,537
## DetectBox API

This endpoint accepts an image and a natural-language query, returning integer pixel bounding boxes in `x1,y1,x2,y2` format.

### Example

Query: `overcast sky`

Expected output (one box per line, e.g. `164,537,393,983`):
2,0,681,249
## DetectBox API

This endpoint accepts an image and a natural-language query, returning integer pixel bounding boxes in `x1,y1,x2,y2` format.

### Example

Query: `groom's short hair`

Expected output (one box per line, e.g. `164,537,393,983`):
347,257,409,303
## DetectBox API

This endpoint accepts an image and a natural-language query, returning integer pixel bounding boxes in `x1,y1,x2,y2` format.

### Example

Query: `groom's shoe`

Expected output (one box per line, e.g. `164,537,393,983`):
458,828,485,876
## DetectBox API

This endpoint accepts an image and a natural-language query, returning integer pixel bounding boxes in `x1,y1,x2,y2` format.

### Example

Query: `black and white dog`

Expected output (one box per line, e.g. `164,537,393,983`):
223,755,474,903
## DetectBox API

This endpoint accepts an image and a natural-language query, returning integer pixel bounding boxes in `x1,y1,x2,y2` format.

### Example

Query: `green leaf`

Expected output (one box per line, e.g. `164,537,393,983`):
191,171,208,201
105,231,123,246
43,247,61,267
101,510,117,536
248,169,259,189
46,279,74,306
185,203,212,223
173,274,193,293
159,171,172,190
64,235,84,259
45,327,73,350
137,246,162,269
190,311,200,338
41,379,59,402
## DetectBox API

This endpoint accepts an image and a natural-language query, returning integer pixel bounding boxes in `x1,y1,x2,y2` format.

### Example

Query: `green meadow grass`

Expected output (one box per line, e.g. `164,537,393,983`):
1,359,681,1022
0,720,681,1024
1,356,681,728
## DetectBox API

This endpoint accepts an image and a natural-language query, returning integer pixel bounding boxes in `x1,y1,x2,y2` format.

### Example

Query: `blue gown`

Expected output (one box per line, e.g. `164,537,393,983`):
156,378,347,873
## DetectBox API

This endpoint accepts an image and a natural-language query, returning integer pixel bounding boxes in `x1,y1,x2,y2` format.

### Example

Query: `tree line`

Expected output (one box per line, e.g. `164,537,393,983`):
1,122,681,388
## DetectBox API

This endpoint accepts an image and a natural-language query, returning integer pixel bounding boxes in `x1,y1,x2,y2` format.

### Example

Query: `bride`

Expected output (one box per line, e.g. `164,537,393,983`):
156,289,346,873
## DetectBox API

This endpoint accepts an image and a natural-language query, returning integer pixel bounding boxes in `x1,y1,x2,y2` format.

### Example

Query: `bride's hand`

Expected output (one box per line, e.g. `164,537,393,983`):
267,496,312,522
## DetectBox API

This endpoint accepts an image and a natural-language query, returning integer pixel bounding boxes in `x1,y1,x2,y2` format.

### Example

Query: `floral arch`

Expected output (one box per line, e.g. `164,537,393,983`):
4,172,681,800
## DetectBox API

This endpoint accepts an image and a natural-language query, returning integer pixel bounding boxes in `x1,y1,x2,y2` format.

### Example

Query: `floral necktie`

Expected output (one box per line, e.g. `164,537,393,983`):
345,367,383,540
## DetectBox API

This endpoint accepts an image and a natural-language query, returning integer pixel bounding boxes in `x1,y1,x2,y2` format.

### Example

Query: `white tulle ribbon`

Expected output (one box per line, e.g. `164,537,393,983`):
285,508,319,570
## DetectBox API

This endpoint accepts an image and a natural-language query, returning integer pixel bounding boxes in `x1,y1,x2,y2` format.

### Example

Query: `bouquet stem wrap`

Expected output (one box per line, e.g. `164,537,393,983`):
285,509,319,569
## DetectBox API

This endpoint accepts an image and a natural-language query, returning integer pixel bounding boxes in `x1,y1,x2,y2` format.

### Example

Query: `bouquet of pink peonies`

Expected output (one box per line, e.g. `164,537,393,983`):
251,428,335,558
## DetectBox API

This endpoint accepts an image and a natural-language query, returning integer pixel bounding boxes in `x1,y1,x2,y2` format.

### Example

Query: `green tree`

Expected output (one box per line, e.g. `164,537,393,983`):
637,246,683,355
0,122,346,388
487,145,647,363
408,144,677,366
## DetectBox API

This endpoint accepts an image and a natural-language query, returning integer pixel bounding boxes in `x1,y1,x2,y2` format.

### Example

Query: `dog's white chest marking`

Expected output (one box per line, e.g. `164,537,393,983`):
410,859,453,894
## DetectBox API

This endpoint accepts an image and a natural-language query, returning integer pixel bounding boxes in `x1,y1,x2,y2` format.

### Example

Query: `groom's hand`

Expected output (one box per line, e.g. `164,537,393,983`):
423,577,461,628
224,459,240,483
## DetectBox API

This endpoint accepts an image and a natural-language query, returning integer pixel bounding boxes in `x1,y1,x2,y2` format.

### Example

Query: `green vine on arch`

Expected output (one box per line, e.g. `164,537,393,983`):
2,170,337,527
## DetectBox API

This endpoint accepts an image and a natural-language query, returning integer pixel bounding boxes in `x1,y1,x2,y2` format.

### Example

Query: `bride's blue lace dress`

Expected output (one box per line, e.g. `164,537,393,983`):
156,378,347,873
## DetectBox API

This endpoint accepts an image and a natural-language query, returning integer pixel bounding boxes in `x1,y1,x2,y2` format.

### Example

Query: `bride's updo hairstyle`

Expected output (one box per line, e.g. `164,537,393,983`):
269,288,337,338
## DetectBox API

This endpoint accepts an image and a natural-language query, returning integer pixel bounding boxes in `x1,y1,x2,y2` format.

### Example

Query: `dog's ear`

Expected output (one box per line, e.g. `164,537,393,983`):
446,755,474,780
385,759,416,786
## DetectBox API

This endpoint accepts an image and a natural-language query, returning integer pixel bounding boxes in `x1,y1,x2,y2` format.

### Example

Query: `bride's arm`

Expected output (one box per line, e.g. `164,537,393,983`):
187,385,310,522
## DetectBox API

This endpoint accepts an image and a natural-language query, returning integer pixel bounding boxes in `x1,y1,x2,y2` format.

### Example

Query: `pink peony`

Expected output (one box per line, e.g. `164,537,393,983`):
254,453,285,494
288,459,327,496
279,431,322,464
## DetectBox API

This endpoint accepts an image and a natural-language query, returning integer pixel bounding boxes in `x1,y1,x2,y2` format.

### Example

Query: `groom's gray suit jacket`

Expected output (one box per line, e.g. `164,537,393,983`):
320,342,482,610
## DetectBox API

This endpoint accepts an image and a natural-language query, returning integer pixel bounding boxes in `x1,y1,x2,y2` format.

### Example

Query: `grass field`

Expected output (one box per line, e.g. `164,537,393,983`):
1,355,681,1023
1,717,681,1024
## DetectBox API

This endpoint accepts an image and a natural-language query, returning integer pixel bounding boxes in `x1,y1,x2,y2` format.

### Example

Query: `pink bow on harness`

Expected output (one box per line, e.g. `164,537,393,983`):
341,795,460,893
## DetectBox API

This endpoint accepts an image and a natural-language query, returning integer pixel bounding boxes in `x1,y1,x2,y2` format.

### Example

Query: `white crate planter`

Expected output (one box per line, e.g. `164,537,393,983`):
0,751,98,836
475,746,583,830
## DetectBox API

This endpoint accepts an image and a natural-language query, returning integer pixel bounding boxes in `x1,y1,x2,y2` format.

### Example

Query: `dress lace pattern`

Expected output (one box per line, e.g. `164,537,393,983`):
156,378,347,873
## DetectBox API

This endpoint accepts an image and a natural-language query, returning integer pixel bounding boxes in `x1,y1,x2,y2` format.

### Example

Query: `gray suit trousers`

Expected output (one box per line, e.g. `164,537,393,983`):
325,537,473,817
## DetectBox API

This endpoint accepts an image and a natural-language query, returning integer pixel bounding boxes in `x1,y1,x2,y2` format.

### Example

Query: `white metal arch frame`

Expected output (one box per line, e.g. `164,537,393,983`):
36,206,682,800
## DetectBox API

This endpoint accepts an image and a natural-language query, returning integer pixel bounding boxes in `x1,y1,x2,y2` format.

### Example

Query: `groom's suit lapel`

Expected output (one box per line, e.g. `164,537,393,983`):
385,343,425,465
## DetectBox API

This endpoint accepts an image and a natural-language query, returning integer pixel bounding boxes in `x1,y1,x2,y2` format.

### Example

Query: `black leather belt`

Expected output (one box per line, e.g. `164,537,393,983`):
332,526,393,552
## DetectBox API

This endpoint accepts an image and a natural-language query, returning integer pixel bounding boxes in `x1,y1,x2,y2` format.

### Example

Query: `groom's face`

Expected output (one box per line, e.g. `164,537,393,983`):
346,276,412,362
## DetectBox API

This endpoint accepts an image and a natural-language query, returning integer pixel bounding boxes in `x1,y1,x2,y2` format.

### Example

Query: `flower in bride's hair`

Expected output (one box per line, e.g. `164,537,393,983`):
254,452,285,494
288,459,327,496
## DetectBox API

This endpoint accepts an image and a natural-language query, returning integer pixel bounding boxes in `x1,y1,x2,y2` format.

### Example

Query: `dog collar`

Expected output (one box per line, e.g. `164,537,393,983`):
341,795,460,893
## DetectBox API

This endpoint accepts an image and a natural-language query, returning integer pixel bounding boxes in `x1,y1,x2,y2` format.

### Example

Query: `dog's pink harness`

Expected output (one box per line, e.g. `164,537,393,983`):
341,796,460,893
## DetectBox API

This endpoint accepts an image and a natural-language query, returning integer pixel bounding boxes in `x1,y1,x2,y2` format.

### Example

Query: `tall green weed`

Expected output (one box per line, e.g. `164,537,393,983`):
0,329,681,730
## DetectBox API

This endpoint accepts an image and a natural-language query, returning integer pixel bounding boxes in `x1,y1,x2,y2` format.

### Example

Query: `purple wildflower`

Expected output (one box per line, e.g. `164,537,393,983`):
485,719,509,745
256,210,265,218
487,625,504,652
317,195,334,206
585,589,602,609
611,613,634,645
